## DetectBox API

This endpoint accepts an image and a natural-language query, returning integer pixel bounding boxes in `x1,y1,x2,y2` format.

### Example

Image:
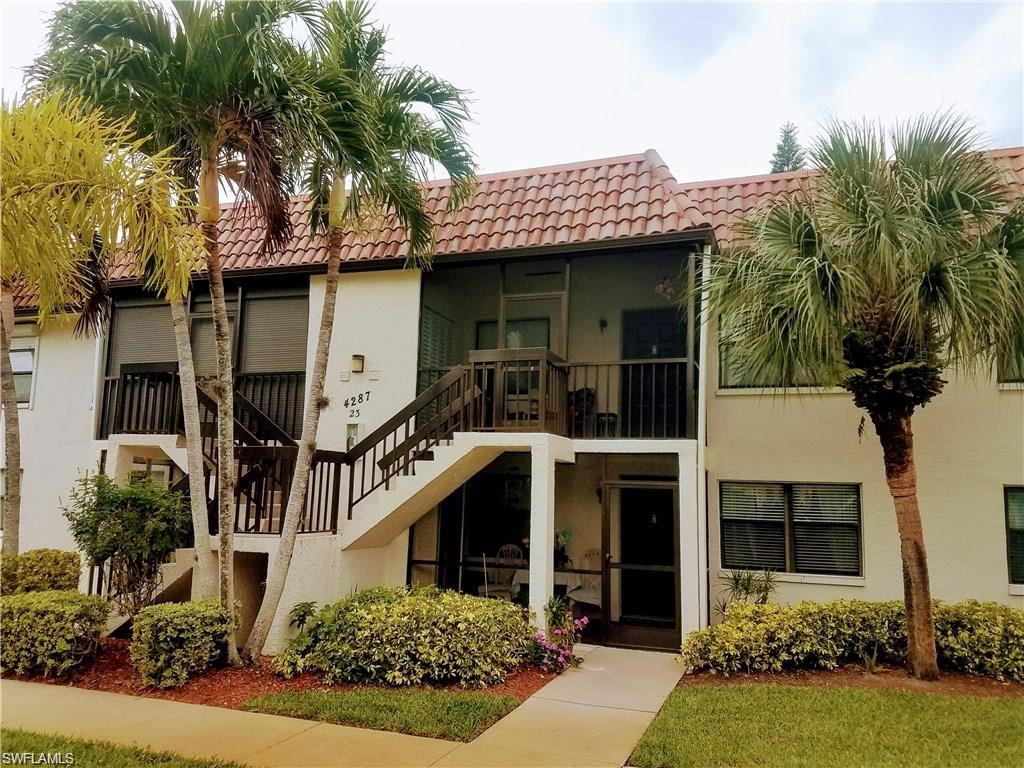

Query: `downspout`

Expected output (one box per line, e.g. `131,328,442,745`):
696,242,712,628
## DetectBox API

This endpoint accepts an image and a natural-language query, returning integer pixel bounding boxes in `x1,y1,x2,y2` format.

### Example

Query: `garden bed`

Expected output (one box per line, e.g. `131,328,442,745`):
6,638,553,710
678,664,1024,699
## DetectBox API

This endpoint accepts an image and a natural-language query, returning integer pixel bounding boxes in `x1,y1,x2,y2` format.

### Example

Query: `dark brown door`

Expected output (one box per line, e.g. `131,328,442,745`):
603,483,680,650
621,309,686,437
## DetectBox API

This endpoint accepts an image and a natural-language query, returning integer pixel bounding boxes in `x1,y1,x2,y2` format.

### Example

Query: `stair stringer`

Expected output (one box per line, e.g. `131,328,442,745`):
341,433,552,550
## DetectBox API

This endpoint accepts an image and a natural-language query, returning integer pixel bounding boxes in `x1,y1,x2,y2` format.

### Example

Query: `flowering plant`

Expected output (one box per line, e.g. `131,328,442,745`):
527,597,589,673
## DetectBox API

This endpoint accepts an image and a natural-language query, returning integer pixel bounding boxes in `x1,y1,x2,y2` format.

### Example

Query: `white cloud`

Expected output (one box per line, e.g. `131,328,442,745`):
3,1,1020,184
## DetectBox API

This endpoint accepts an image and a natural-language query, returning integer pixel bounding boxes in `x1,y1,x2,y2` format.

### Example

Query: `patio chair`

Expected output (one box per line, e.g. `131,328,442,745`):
478,544,523,600
569,548,602,609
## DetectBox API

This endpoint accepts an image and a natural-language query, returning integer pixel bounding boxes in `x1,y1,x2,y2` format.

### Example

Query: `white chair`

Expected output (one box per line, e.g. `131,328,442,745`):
569,548,602,608
478,544,523,600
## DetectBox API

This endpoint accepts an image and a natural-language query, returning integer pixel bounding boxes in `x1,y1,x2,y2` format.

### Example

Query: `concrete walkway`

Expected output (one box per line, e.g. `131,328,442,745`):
0,646,682,767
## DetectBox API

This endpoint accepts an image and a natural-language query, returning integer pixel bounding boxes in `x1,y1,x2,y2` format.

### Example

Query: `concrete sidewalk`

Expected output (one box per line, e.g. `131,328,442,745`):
0,645,681,767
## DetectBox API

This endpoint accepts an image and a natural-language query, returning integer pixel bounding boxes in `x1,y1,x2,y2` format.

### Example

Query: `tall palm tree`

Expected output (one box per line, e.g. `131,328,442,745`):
34,0,336,663
1,92,200,558
241,0,475,659
705,114,1024,680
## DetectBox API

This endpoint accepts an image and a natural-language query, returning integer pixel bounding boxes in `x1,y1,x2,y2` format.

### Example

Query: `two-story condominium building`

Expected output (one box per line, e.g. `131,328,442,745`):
5,148,1023,653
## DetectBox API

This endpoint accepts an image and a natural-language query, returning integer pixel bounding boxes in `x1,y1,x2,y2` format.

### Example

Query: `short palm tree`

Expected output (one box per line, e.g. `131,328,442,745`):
1,91,200,558
242,0,475,659
35,0,338,663
706,114,1024,680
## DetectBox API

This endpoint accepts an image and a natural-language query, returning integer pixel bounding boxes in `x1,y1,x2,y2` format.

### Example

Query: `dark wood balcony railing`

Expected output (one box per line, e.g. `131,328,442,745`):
234,446,346,535
416,351,694,440
236,371,305,439
565,358,690,439
97,367,305,440
465,348,568,434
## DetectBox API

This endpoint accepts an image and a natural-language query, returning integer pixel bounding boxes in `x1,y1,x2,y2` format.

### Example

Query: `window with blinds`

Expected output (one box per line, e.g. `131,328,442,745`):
721,481,862,576
1007,488,1024,585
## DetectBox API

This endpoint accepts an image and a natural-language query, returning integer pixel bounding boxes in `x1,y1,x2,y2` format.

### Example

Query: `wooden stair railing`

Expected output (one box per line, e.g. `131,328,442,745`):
346,365,481,519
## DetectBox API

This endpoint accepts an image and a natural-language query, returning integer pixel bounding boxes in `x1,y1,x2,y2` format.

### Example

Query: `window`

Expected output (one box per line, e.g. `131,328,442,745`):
719,343,821,389
997,356,1024,384
10,338,37,407
720,481,862,576
1007,487,1024,585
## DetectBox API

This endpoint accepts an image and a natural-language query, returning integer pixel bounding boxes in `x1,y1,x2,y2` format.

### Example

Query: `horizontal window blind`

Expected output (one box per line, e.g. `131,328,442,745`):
720,481,862,576
1007,488,1024,585
720,483,787,571
792,484,861,575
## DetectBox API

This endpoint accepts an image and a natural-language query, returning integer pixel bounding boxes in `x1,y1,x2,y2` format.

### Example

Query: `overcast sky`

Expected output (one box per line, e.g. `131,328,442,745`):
3,1,1022,183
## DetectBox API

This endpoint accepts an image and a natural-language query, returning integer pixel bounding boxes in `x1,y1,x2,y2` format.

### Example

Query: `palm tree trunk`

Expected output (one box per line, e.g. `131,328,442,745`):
170,297,216,598
0,290,21,559
199,151,241,666
872,413,940,680
242,173,346,661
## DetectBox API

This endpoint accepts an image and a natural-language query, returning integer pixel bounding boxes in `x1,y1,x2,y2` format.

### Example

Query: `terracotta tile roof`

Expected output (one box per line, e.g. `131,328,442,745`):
681,146,1024,249
101,149,710,283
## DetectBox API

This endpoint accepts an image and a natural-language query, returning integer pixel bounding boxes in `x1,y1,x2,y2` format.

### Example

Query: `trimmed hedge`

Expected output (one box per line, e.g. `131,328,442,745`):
682,599,1024,682
277,586,532,687
0,549,81,595
0,590,109,677
130,599,234,688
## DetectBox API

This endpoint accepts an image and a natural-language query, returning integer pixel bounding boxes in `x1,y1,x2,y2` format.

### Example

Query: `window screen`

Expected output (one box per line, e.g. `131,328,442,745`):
1007,488,1024,585
721,481,861,576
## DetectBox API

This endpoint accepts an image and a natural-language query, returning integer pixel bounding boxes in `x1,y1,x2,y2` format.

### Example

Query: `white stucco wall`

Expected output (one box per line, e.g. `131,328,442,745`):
704,316,1024,609
3,318,103,553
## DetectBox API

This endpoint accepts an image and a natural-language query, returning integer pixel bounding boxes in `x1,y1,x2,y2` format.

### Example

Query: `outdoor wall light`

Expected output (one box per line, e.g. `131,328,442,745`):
351,354,365,374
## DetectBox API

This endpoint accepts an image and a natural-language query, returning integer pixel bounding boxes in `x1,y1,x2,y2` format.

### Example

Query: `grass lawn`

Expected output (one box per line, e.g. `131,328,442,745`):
243,687,519,742
0,729,244,768
629,684,1024,768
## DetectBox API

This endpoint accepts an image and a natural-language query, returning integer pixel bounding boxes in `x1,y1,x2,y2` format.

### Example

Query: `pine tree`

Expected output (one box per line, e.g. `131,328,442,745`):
770,122,806,173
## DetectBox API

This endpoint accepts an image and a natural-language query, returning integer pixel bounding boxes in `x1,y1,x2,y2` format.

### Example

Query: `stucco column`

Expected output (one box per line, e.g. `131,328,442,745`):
528,442,556,632
678,441,706,637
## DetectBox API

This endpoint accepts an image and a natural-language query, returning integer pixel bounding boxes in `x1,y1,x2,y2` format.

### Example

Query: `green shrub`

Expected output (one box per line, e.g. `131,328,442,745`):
934,601,1024,682
64,474,190,617
130,599,234,688
277,586,532,687
13,549,81,593
1,553,18,595
682,599,1024,682
0,590,109,677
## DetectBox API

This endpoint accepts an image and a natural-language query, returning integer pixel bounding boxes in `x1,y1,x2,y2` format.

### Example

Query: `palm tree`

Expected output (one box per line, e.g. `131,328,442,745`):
1,92,200,558
241,0,475,659
35,0,332,663
705,114,1024,680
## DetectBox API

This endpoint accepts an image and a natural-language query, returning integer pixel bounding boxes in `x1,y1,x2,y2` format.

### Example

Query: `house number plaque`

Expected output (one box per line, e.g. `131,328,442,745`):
344,390,371,418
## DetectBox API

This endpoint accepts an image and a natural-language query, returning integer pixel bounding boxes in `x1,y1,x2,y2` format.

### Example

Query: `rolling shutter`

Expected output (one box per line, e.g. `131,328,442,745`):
720,482,787,570
791,484,861,575
107,304,176,375
241,294,309,373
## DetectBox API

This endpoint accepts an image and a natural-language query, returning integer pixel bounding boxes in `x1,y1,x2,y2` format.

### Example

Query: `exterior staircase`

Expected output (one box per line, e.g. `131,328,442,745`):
341,434,505,549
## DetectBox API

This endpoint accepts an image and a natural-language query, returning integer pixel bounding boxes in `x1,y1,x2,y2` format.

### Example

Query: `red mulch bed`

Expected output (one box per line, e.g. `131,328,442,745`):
678,664,1024,699
9,638,555,710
